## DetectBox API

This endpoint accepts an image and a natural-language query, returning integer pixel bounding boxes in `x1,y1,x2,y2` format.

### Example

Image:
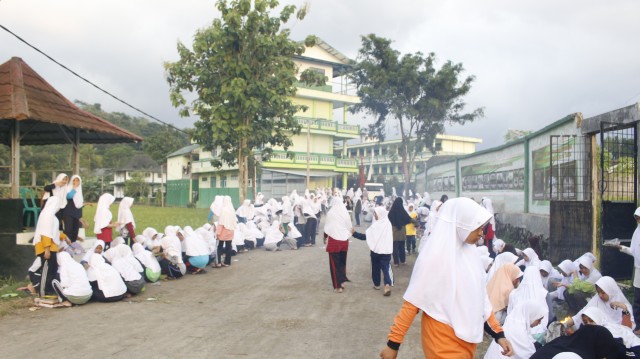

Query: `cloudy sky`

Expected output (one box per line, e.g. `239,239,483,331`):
2,0,639,149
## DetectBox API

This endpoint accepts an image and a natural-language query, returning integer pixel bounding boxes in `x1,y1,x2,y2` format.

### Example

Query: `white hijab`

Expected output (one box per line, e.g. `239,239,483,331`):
487,252,519,283
65,175,83,208
82,239,105,263
161,229,183,263
210,195,224,217
481,197,496,228
110,244,143,281
521,248,541,268
56,251,92,297
264,220,284,245
33,197,61,247
404,198,493,343
87,253,127,298
365,207,393,254
484,300,547,359
573,276,634,329
218,196,237,230
94,193,115,234
184,226,210,256
285,223,302,239
132,243,161,273
493,238,506,254
49,173,68,210
324,197,352,241
507,266,549,334
583,306,640,348
630,206,640,268
117,197,135,228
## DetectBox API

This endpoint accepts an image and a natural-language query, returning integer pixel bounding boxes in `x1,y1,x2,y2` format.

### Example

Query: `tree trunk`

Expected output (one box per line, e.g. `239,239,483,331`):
238,141,246,202
401,141,410,198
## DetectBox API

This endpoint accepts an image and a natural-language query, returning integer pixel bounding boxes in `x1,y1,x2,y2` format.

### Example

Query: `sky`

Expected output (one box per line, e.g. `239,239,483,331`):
1,0,639,150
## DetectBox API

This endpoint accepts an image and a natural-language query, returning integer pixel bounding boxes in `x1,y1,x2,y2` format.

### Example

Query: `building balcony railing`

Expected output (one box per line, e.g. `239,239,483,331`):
190,151,358,174
341,151,434,164
295,117,360,137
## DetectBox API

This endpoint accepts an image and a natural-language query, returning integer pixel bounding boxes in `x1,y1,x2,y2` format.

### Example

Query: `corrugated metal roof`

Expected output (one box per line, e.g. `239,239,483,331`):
167,143,199,158
0,57,143,145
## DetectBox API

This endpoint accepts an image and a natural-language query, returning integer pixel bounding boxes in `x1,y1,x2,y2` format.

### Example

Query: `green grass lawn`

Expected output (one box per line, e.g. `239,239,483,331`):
82,204,210,237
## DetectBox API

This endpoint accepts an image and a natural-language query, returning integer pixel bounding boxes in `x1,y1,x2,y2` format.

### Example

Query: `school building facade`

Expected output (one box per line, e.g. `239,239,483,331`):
165,39,361,208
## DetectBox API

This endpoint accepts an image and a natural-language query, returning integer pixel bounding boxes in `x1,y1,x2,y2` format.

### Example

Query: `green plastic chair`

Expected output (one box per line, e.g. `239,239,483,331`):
20,188,40,227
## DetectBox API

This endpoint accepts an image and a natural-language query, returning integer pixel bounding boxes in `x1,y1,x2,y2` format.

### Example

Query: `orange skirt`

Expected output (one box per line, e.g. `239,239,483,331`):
421,312,476,359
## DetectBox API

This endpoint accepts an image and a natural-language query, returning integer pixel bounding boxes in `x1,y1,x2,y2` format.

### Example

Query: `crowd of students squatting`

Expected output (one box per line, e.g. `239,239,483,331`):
23,174,640,358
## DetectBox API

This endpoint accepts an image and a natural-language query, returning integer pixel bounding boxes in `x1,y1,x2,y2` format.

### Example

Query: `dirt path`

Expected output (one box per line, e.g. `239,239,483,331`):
0,220,429,359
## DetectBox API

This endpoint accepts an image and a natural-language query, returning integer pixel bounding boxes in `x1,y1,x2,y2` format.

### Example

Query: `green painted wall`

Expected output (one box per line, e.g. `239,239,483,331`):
196,187,256,209
166,179,198,207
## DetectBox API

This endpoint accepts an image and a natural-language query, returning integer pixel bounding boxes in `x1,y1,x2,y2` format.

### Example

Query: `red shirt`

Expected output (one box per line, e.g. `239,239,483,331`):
96,227,113,243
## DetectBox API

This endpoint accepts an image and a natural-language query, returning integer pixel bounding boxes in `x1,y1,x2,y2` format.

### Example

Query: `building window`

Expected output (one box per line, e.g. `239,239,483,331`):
201,177,208,182
211,176,216,188
220,175,227,188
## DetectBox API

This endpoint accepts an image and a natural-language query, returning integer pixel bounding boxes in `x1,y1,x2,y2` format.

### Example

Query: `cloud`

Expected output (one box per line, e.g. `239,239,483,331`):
1,0,639,149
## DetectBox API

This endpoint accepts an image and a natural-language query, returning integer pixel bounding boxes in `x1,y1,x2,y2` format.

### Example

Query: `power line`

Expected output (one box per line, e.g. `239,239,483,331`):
0,24,189,135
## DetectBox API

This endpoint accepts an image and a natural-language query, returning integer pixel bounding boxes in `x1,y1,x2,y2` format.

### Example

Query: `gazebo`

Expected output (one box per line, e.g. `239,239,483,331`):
0,56,143,199
0,57,143,277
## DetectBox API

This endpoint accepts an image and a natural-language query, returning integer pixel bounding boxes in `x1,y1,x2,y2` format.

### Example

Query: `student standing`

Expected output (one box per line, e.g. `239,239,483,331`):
117,197,136,245
405,203,418,255
61,175,83,242
32,197,63,297
380,198,514,359
352,206,394,296
616,206,640,333
216,196,236,267
94,193,118,249
388,198,413,266
323,197,353,293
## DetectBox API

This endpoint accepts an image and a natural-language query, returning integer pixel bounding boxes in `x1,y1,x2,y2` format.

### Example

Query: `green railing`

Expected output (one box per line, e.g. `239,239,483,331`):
295,117,359,135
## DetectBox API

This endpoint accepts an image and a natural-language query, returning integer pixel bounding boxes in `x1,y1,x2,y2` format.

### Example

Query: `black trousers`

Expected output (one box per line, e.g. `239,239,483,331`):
392,241,406,265
62,215,81,242
634,286,640,329
304,218,317,245
217,240,233,265
328,251,348,289
371,252,393,287
34,253,58,297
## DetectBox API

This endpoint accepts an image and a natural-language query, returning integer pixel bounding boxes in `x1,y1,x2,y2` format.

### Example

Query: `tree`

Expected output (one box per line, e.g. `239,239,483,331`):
165,0,323,201
504,129,531,143
350,34,483,197
143,129,190,164
125,172,149,201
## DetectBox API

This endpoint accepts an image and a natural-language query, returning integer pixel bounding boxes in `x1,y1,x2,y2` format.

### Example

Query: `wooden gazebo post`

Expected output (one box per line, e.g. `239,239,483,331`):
10,120,20,198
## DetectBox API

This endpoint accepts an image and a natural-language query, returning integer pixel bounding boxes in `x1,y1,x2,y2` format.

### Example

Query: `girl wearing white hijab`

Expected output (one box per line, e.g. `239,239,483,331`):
493,238,506,255
142,227,162,253
61,175,84,242
616,206,640,332
540,260,562,291
32,197,62,297
352,206,394,296
183,225,210,272
86,253,127,302
94,193,118,249
81,239,105,269
41,173,68,214
160,226,185,278
507,266,548,338
484,300,547,359
132,243,161,282
263,220,284,251
323,196,353,293
381,198,513,359
516,248,541,268
480,197,497,257
565,276,634,330
208,195,224,222
581,306,640,351
236,199,254,223
109,244,145,294
51,251,92,306
216,196,236,267
117,197,136,245
282,223,300,250
486,251,519,284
